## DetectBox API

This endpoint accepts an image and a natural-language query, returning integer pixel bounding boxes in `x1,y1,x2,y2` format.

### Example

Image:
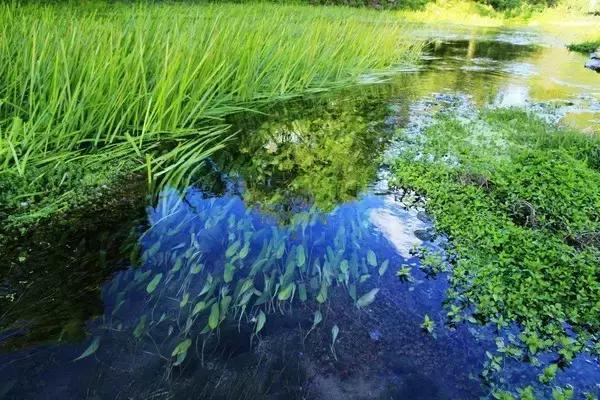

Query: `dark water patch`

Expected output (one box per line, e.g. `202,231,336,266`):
0,176,147,353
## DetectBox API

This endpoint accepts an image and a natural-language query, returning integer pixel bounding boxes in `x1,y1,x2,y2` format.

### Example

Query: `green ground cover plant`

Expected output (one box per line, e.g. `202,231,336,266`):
392,108,600,392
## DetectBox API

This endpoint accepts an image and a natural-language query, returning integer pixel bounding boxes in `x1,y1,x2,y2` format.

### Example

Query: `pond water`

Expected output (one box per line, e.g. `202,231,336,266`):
1,27,599,399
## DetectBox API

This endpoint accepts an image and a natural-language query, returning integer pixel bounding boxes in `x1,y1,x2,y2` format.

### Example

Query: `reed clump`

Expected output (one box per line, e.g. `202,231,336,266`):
0,2,421,196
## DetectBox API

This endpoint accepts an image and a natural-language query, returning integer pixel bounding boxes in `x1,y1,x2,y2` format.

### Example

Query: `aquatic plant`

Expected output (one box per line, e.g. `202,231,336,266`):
86,187,399,370
395,265,413,281
420,314,435,335
392,107,600,396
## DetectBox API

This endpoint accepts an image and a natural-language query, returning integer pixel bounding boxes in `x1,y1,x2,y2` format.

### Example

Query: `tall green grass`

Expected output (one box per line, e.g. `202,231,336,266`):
0,2,421,194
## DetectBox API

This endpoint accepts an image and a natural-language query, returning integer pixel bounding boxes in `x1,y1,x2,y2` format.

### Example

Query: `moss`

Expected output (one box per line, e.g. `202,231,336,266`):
392,108,600,365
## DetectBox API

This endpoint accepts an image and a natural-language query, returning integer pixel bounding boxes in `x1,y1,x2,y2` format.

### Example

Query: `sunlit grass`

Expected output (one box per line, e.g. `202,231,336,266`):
0,2,421,194
397,0,506,27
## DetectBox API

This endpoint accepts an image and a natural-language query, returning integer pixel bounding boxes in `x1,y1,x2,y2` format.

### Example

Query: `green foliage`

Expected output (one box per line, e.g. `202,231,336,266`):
420,313,436,334
223,94,393,214
392,108,600,363
567,40,600,54
0,1,420,194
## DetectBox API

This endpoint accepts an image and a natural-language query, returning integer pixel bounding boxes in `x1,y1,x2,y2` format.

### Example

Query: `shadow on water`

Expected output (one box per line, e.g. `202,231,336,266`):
1,27,599,399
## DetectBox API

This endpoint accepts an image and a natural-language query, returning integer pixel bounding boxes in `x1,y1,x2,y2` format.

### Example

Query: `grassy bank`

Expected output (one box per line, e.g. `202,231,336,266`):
392,108,600,396
0,1,421,231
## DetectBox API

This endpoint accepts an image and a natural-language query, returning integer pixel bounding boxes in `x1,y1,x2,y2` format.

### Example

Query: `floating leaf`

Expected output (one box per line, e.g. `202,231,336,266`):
255,310,266,334
356,288,379,308
146,273,163,294
73,337,100,361
367,250,377,267
208,303,220,330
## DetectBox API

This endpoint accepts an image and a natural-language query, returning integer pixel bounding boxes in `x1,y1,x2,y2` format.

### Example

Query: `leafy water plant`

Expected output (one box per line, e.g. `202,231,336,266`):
395,265,413,282
88,186,400,375
392,107,600,396
420,314,436,335
330,324,340,361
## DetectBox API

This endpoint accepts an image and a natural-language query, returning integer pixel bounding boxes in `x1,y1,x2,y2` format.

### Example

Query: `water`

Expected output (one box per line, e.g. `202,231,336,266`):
1,27,599,399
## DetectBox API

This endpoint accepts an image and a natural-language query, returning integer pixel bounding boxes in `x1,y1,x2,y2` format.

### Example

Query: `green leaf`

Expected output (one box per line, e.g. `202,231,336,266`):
171,339,192,357
171,339,192,366
172,258,183,273
226,240,241,258
296,245,306,267
275,242,285,259
73,337,100,361
331,324,339,346
133,316,147,339
312,310,323,328
208,303,220,330
255,310,266,334
190,263,202,274
298,283,307,302
224,263,235,283
278,282,295,301
356,288,379,308
146,273,163,294
316,282,328,304
367,250,377,267
378,259,389,276
239,242,250,259
179,293,190,308
192,301,208,316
